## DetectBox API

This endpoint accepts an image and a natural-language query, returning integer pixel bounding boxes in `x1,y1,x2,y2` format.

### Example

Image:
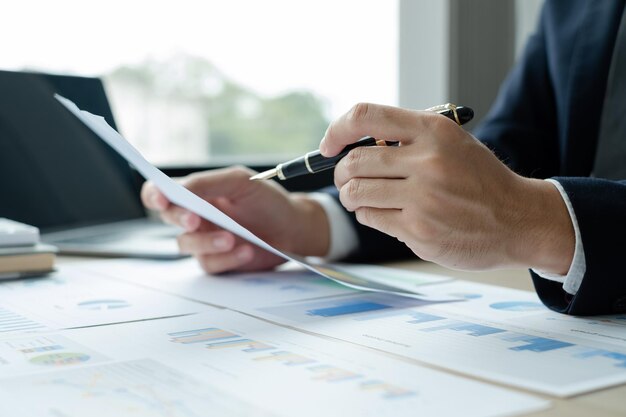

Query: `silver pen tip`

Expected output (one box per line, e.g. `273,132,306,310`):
250,168,278,181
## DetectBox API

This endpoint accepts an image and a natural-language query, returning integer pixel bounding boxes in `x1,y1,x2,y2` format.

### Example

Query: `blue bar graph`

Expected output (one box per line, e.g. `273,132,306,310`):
0,307,47,333
406,312,447,324
575,349,626,368
354,310,445,324
421,321,506,336
509,336,574,352
307,301,391,317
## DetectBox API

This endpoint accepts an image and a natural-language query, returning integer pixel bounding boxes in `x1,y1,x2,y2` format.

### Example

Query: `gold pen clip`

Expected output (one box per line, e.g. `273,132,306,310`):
425,103,461,125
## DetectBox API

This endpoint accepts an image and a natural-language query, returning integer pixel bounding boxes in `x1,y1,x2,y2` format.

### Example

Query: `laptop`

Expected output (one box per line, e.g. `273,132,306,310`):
0,70,184,258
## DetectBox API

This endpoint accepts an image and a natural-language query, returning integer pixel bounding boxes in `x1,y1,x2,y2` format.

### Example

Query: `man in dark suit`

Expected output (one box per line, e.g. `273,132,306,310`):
142,0,626,316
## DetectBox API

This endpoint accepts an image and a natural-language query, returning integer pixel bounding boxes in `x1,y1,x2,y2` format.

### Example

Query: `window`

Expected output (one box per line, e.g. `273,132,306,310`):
3,1,398,166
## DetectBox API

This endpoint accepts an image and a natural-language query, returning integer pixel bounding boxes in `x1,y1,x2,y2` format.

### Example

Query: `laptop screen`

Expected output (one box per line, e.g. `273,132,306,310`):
0,70,146,232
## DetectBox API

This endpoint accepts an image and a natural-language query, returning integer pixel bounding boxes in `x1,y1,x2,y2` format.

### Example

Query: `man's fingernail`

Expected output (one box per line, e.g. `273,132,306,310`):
213,237,229,250
319,138,327,154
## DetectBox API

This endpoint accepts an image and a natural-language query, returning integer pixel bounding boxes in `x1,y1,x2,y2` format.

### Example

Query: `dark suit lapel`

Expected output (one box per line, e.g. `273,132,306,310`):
561,0,625,175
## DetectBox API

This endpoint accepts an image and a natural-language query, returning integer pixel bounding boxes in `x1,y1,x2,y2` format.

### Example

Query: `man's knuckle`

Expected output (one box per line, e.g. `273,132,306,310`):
343,149,364,174
339,180,361,210
347,102,372,124
346,178,363,201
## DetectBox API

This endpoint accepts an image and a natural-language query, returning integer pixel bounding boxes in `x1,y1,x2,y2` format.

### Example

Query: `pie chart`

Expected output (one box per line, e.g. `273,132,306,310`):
77,299,131,310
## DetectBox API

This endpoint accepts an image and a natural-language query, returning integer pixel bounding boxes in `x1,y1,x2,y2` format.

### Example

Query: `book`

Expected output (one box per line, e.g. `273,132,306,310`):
0,243,57,276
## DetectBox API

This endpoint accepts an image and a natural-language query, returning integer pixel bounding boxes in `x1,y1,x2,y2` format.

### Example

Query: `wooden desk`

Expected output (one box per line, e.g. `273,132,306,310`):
384,260,626,417
58,256,626,416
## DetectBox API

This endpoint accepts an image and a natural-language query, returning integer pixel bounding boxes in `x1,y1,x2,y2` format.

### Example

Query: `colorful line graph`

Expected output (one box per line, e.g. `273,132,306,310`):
169,328,238,344
0,359,263,417
253,351,316,366
360,380,416,399
308,364,363,382
164,325,416,401
19,344,63,354
29,352,90,366
205,339,275,353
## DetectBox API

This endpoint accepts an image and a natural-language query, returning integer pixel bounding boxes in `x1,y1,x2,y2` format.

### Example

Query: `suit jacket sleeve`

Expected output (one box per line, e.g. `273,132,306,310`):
530,178,626,315
474,2,626,315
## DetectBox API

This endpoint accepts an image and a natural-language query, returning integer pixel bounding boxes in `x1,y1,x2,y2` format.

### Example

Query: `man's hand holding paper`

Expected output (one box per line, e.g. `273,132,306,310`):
141,167,330,274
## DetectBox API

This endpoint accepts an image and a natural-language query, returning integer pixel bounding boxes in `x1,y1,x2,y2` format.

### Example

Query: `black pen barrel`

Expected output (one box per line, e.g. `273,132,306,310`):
308,137,378,173
278,137,375,179
278,137,397,180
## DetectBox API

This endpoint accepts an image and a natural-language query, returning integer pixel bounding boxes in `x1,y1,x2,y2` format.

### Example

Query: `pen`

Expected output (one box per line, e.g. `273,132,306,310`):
250,103,474,181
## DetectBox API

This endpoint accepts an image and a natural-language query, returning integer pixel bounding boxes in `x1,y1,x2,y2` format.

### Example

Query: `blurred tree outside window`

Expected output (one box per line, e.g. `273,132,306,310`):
2,0,398,167
105,55,330,166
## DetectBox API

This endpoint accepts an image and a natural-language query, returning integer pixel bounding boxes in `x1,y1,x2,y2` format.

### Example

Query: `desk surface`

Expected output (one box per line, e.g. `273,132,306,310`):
58,256,626,417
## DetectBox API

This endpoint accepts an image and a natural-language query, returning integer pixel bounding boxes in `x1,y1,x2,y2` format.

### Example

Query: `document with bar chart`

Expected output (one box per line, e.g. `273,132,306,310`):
249,281,626,397
5,309,547,417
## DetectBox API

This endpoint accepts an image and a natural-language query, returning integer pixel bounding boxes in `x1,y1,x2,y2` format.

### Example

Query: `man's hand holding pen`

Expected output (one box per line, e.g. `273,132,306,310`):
141,102,575,276
322,103,575,274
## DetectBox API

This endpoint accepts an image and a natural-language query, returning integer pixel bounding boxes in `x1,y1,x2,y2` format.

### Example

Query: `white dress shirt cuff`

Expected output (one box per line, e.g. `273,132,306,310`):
531,179,586,295
308,192,360,261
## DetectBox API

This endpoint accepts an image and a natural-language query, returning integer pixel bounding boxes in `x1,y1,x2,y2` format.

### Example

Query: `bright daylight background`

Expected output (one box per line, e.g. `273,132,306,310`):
2,0,398,166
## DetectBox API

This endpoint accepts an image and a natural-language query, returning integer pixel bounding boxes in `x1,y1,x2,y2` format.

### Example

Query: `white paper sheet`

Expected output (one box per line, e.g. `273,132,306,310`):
55,95,458,302
0,310,548,417
75,258,358,309
0,359,276,417
0,266,209,334
246,279,626,397
0,333,110,376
